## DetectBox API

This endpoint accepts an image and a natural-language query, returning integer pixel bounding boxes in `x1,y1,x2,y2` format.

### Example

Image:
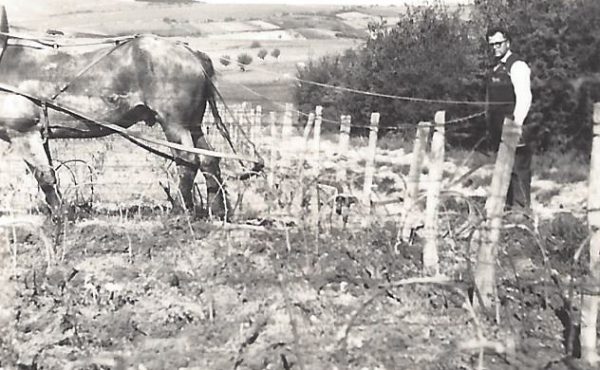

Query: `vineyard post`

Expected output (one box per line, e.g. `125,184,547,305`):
296,112,315,213
243,102,250,151
474,116,521,310
248,107,256,147
282,102,294,139
401,121,431,242
234,103,246,147
581,102,600,365
336,115,351,190
423,112,445,273
267,111,278,189
362,112,380,211
310,106,323,227
302,112,316,147
253,105,262,147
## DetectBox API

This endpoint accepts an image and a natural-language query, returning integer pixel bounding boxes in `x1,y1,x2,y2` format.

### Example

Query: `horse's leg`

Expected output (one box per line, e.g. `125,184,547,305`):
9,129,61,214
194,133,228,220
162,128,199,214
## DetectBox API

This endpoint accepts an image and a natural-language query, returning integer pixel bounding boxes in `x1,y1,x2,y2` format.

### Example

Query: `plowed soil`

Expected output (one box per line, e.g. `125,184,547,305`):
0,207,591,370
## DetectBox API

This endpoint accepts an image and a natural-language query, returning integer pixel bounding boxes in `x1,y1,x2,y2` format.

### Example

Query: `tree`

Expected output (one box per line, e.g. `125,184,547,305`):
219,55,231,67
257,48,268,61
271,48,281,60
237,53,253,71
294,3,482,138
250,40,261,48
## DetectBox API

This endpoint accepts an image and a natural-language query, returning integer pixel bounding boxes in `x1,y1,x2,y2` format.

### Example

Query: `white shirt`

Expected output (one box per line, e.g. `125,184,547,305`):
500,50,532,127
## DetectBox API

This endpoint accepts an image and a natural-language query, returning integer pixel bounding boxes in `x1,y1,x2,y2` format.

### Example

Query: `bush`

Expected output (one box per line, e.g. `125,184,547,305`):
257,48,268,60
250,40,261,48
295,4,482,138
219,55,231,67
271,48,281,59
237,53,253,71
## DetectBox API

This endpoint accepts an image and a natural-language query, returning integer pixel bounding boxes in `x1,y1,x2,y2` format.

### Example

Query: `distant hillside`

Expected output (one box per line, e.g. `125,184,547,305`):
1,1,404,38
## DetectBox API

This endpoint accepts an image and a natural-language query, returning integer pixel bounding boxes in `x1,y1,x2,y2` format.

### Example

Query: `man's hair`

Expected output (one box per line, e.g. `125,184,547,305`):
486,27,511,42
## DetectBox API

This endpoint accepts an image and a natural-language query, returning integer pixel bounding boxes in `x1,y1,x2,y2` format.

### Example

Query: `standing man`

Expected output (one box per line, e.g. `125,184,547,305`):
486,27,533,210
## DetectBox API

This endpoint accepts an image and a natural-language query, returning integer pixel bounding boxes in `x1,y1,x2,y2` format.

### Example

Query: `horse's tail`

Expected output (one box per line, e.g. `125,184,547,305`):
193,50,235,151
195,49,264,175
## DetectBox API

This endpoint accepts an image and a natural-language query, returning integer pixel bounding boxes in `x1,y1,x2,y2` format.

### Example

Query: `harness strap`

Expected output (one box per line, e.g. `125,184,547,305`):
51,36,137,100
0,30,136,49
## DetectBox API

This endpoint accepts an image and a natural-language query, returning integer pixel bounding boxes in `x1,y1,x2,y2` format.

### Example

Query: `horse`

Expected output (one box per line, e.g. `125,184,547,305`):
0,7,236,219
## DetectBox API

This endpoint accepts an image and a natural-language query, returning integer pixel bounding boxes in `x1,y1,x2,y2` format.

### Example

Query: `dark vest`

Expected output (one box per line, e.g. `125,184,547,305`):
486,53,523,117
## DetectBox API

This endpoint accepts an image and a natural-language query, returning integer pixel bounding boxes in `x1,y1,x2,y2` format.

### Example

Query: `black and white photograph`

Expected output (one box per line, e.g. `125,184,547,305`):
0,0,599,368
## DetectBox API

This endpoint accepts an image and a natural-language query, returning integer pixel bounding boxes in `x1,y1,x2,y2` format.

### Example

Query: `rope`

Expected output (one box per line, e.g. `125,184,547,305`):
233,81,485,131
217,55,509,106
0,30,138,49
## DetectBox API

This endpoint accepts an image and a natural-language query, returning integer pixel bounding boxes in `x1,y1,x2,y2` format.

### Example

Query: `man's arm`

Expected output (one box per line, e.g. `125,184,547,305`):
510,60,532,126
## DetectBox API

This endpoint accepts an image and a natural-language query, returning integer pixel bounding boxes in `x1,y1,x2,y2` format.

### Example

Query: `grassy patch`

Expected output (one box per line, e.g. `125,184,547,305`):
534,150,589,184
377,131,414,151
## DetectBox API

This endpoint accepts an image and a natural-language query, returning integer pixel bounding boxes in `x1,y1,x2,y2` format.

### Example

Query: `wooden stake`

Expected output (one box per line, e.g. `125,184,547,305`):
401,121,431,241
337,115,351,191
296,112,315,212
310,106,323,227
302,113,316,155
474,116,521,309
581,102,600,365
282,102,294,139
267,111,278,188
252,105,263,147
362,113,380,208
423,112,445,273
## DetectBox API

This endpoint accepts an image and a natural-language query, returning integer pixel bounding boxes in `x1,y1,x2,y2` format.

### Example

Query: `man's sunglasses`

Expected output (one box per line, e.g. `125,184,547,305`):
489,40,507,47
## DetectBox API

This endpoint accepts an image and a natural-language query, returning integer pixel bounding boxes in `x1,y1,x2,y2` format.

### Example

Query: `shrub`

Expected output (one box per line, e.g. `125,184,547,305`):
295,4,481,138
219,55,231,67
257,48,268,60
237,53,253,71
250,40,261,48
271,48,281,59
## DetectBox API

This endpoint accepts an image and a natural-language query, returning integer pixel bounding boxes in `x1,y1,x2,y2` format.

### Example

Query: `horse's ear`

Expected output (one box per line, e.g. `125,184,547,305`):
0,6,8,33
